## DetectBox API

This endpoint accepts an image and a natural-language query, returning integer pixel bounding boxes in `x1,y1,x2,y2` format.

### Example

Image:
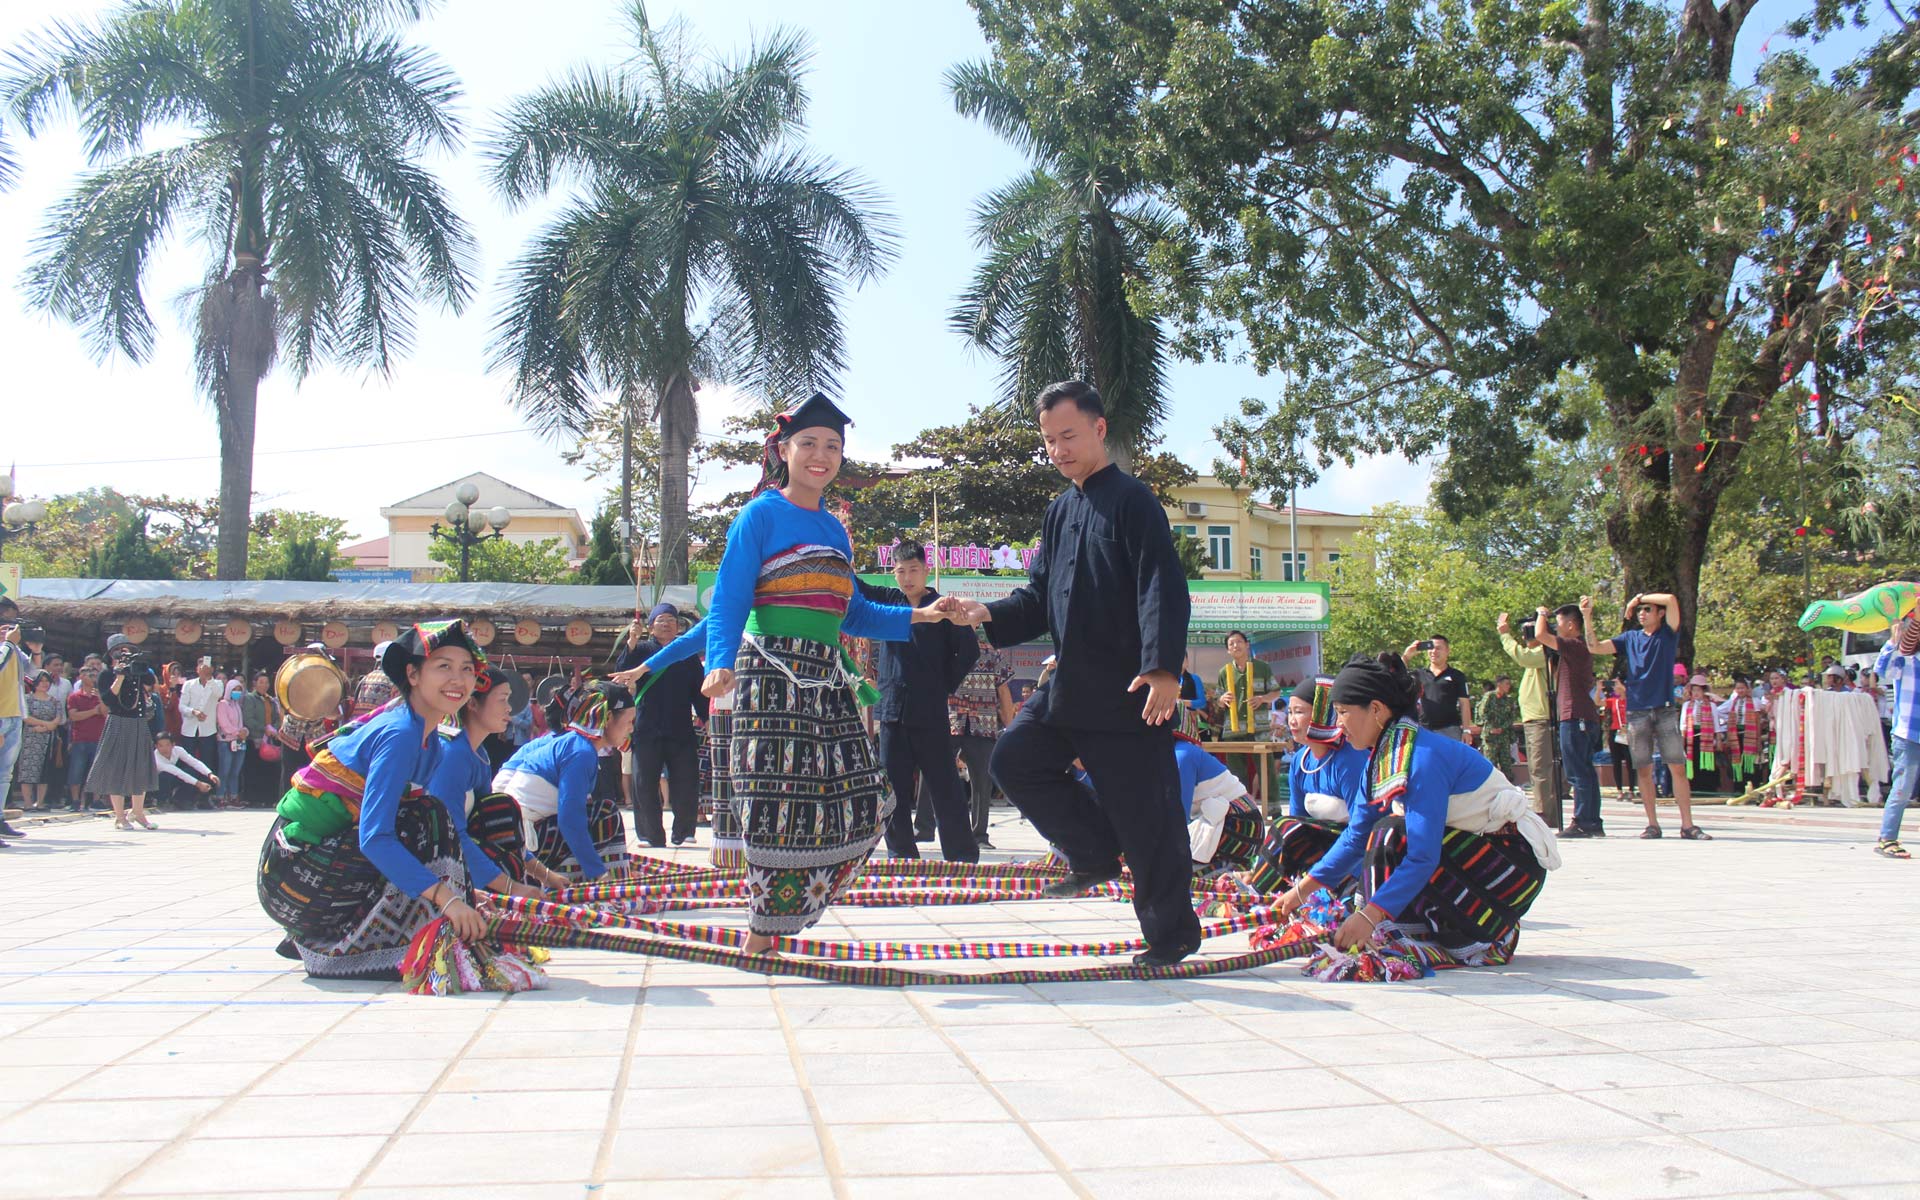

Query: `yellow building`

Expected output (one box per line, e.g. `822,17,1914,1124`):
379,472,588,574
1164,475,1366,582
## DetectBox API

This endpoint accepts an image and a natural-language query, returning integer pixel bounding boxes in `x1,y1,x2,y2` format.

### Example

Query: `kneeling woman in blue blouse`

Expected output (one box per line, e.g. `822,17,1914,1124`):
1275,654,1560,969
492,683,639,883
257,621,527,981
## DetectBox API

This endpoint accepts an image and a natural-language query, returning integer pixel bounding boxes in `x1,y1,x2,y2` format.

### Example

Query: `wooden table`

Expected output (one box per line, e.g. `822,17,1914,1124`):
1206,740,1288,818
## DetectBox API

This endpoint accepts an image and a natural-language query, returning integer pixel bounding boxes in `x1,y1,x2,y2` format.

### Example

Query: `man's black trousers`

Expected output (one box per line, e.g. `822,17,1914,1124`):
879,720,978,863
630,733,699,845
989,708,1201,953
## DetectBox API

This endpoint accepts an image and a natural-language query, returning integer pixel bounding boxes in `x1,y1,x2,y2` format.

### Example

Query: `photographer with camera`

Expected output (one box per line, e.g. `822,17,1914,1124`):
1403,635,1474,742
1497,612,1556,824
88,633,162,830
0,621,32,840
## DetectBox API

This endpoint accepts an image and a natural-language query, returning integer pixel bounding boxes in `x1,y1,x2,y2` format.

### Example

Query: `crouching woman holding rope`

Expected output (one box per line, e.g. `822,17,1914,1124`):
426,665,568,893
258,621,516,981
490,683,638,884
1275,654,1561,970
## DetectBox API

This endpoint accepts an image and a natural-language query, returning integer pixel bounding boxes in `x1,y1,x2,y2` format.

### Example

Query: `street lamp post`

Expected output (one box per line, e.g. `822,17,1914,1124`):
427,482,513,583
0,476,48,550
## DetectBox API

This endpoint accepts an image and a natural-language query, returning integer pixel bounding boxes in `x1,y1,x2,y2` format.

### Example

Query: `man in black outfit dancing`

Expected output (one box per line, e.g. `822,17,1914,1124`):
951,381,1202,967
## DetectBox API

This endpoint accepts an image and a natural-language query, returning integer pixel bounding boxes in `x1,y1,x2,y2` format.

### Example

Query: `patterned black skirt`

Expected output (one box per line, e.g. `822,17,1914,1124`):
1364,814,1546,966
1246,817,1351,895
732,634,892,936
257,794,462,979
530,794,630,883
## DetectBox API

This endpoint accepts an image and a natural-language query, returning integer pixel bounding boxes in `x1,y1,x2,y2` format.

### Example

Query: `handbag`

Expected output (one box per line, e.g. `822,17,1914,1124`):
257,739,282,763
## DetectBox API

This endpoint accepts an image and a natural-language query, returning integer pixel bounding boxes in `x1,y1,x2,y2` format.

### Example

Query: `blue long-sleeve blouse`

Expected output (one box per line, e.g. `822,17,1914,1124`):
423,730,507,889
1287,741,1371,820
697,490,912,672
324,703,449,899
498,731,608,878
1308,728,1496,918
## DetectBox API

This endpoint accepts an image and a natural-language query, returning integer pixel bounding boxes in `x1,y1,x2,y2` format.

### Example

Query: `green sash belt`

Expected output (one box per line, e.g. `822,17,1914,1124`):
747,606,879,708
632,605,880,707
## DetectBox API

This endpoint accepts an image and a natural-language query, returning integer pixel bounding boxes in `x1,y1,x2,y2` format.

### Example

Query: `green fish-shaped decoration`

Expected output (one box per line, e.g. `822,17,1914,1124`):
1797,580,1919,634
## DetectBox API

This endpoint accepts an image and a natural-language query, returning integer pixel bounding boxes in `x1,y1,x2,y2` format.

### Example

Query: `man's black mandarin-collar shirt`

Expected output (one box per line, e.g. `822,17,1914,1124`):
867,585,980,727
985,463,1190,731
617,638,708,740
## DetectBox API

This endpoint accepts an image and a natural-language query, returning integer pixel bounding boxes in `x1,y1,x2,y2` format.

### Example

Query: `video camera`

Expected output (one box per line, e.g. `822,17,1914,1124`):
121,650,157,684
1519,619,1538,642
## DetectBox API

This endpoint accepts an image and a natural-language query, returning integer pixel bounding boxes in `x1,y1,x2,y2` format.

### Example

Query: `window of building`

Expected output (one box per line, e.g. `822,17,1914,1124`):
1248,547,1263,580
1206,525,1233,572
1279,551,1309,581
1173,523,1198,540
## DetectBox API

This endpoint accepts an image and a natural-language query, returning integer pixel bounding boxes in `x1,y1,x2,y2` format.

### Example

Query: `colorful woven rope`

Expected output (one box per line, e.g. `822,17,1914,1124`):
477,911,1331,986
480,893,1280,963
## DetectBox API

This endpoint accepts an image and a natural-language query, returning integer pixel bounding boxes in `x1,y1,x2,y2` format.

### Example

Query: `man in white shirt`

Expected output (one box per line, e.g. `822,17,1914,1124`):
152,732,219,812
177,657,222,785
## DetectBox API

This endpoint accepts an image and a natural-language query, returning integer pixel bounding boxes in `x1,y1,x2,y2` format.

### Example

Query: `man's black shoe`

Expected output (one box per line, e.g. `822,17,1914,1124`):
1041,867,1123,898
0,821,25,838
1558,824,1603,839
975,837,995,850
1133,938,1202,969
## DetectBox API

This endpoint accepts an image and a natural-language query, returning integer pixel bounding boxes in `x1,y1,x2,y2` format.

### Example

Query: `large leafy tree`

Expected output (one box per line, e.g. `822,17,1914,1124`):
485,3,896,586
428,536,575,585
971,0,1920,663
83,512,178,580
947,60,1198,457
4,0,475,580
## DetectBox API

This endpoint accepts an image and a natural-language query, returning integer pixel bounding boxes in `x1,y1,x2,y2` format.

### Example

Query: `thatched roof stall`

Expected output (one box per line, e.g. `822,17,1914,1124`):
17,579,697,675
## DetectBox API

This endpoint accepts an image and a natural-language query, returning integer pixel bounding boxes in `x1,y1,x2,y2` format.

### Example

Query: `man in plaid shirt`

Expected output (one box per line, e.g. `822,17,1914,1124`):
935,630,1017,849
1874,614,1920,859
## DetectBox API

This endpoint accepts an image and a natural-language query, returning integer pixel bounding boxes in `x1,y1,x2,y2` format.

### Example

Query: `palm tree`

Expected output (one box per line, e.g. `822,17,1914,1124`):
947,60,1196,460
485,3,895,586
3,0,474,579
0,129,17,190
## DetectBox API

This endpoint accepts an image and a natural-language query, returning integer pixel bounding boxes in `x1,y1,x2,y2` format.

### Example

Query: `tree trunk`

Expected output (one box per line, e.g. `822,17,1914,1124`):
1605,458,1724,671
210,260,273,581
657,371,697,587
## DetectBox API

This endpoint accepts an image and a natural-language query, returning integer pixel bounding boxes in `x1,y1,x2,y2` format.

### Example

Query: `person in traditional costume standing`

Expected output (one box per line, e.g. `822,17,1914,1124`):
653,394,952,956
90,633,161,831
1247,675,1371,894
492,683,638,883
951,381,1203,967
1715,677,1766,791
257,621,514,980
1275,654,1560,969
1680,676,1722,793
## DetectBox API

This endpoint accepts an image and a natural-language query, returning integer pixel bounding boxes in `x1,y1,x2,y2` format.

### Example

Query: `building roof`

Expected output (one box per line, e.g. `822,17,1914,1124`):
1175,476,1362,522
341,535,390,565
380,472,577,517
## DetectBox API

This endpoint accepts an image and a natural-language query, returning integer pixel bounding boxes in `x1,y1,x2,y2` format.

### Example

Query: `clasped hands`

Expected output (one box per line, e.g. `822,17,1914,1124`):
1276,879,1386,952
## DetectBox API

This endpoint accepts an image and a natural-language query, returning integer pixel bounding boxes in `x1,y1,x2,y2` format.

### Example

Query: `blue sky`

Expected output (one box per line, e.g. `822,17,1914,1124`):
0,0,1436,546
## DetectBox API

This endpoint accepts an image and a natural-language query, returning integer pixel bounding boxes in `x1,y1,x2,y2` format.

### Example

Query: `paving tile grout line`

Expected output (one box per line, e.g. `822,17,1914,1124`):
584,956,654,1188
336,989,517,1198
99,975,372,1195
770,981,857,1198
899,985,1099,1200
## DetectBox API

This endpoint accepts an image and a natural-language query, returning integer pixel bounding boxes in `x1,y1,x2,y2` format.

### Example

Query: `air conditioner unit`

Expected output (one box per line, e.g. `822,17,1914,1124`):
1182,502,1207,518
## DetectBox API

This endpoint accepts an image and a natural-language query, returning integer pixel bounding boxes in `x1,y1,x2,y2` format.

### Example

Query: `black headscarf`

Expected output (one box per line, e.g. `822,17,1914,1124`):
1330,653,1416,717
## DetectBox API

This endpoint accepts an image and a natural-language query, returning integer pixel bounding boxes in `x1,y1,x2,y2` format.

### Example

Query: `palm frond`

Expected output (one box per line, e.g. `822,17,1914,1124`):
21,140,223,362
698,26,811,166
281,32,464,153
969,166,1072,249
2,9,222,162
482,68,660,206
0,129,17,190
947,59,1052,164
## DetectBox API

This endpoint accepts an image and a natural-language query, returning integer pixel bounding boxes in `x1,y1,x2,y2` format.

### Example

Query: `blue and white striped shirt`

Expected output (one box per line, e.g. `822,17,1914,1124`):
1876,641,1920,745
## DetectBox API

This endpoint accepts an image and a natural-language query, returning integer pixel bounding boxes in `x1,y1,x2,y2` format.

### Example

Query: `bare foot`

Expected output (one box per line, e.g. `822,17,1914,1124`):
743,933,781,957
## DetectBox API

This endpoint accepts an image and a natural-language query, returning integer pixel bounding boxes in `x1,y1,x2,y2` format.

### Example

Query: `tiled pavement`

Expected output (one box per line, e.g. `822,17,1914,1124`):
2,798,1918,1198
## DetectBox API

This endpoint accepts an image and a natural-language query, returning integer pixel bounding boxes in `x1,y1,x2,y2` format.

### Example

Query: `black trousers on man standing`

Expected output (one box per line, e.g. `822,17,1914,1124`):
989,707,1201,953
631,733,699,845
879,721,978,863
